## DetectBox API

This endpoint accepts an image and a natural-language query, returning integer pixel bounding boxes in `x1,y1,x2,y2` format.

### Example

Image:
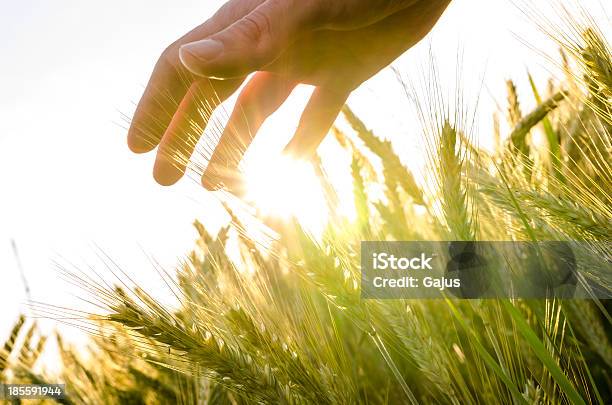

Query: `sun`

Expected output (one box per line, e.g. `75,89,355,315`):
242,155,329,236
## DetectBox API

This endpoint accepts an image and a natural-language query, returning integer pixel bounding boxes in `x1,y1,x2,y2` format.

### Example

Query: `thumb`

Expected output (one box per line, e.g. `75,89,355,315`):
179,0,322,79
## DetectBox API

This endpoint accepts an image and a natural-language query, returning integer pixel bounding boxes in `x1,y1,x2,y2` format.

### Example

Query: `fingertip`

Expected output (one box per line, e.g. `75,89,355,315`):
154,170,181,186
201,173,222,191
203,175,246,198
201,164,246,195
127,127,158,153
282,135,319,160
283,87,349,159
153,155,184,186
201,162,225,191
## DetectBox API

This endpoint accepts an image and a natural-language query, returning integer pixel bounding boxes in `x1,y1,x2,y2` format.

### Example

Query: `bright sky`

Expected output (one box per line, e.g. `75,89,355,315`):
0,0,610,339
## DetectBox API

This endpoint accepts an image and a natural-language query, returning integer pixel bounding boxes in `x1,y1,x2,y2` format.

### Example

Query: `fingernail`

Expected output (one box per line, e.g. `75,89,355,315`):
180,39,224,64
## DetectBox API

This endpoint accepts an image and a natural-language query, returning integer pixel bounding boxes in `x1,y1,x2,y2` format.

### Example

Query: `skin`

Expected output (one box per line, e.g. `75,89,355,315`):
127,0,451,189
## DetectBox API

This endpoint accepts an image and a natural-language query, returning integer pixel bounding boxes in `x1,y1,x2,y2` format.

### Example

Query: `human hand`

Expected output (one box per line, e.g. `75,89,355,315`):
127,0,450,188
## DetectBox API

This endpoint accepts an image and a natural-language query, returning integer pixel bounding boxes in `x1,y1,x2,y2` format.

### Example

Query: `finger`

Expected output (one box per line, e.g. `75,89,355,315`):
322,0,420,30
153,77,244,186
284,87,349,159
127,61,193,153
127,0,266,153
179,1,324,79
203,72,297,191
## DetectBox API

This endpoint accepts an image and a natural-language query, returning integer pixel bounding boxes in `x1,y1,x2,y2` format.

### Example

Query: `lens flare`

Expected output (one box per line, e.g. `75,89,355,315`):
242,156,328,236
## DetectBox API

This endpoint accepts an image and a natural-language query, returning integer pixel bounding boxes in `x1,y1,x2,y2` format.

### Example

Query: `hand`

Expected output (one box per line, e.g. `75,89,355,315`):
127,0,450,188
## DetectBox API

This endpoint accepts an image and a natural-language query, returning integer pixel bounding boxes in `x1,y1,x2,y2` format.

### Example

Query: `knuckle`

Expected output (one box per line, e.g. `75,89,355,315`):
211,1,246,26
310,1,330,22
213,1,237,21
159,43,179,68
272,0,325,29
238,10,272,41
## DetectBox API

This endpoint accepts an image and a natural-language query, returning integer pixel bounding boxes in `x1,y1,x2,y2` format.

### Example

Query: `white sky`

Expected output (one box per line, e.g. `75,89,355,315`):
0,0,610,339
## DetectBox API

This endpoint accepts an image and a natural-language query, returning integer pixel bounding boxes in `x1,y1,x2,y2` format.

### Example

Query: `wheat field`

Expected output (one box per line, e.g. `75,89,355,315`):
1,4,611,405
